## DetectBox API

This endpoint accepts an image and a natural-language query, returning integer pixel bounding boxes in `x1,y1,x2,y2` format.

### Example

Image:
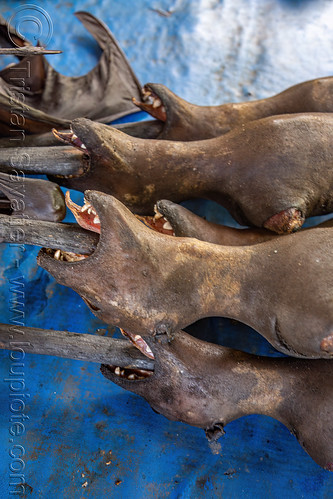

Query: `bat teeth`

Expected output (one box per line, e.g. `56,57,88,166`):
54,249,61,260
93,215,100,225
111,364,153,380
88,206,97,216
66,131,87,151
81,202,97,216
152,98,162,108
153,204,163,220
163,220,173,231
142,88,152,99
63,252,86,262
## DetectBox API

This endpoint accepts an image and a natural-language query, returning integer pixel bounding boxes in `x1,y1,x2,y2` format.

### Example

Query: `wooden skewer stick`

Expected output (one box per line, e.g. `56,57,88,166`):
0,323,154,370
0,146,87,176
0,47,62,55
0,215,98,254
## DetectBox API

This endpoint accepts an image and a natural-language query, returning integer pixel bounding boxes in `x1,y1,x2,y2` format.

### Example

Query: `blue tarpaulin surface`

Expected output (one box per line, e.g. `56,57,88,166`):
0,0,332,497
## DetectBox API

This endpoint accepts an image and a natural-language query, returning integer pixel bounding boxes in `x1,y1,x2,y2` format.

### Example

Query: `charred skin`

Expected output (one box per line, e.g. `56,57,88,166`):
132,78,333,141
153,200,333,246
0,173,65,221
37,191,333,359
153,200,277,245
101,330,333,471
50,113,333,232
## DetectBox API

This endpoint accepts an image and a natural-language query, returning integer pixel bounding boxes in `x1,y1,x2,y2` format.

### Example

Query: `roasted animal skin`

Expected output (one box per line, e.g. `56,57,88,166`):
150,200,333,245
129,78,333,141
37,190,333,359
101,330,333,471
50,113,333,233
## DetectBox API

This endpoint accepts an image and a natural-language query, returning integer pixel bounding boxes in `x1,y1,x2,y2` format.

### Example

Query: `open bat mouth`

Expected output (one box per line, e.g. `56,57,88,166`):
52,126,88,153
49,125,91,179
138,205,175,236
64,191,175,237
43,191,100,263
105,328,154,380
133,85,167,122
43,191,155,380
65,191,101,233
41,191,101,268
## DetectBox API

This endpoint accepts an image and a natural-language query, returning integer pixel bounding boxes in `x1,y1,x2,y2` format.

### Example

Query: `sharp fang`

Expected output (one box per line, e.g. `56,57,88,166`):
153,205,163,220
153,98,162,108
163,220,173,231
128,374,136,380
72,133,78,140
93,215,100,224
81,144,87,150
115,367,121,376
87,207,93,215
81,204,90,212
54,249,61,260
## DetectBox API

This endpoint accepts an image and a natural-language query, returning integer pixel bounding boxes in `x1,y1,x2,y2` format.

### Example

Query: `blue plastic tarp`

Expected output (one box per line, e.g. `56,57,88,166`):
0,1,332,497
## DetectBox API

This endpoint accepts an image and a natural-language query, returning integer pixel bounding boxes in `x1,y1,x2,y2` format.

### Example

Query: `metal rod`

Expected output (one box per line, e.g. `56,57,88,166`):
0,215,98,254
0,146,87,176
0,323,154,370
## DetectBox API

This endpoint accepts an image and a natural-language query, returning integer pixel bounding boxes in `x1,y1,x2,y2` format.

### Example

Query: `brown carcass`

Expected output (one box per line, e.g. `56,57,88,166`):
101,329,333,472
128,77,333,140
34,190,333,359
0,323,331,470
43,113,333,233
